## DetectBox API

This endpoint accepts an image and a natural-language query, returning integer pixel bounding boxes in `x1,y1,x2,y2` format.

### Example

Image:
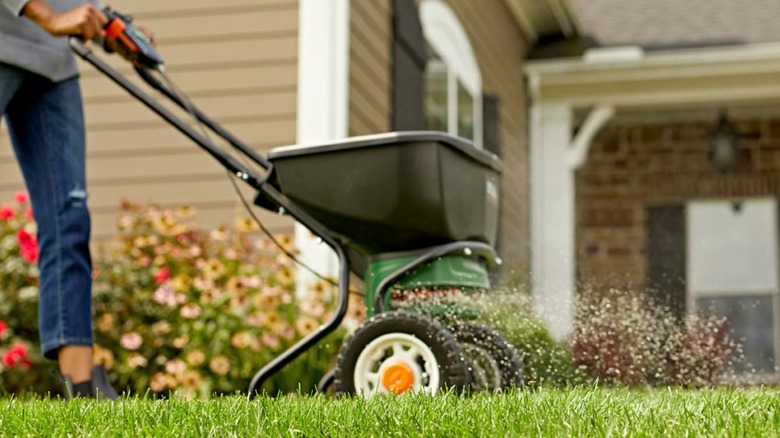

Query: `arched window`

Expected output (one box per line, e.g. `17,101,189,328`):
420,0,483,147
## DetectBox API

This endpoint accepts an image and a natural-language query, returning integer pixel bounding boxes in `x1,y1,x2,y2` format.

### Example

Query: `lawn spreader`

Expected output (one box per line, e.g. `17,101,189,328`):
70,23,523,398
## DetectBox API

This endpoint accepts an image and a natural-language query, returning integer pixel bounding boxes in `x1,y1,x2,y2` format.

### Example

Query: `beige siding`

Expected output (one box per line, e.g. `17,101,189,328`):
349,0,392,136
441,0,532,278
0,0,298,241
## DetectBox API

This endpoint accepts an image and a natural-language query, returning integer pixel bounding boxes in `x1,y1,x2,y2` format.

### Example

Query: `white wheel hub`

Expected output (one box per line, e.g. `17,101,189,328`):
353,332,441,398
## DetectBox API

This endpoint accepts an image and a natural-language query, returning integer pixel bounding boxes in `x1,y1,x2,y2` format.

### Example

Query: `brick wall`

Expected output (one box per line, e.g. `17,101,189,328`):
576,116,780,294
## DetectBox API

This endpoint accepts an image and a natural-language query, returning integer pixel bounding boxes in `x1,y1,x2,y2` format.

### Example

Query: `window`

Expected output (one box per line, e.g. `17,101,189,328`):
687,198,779,373
424,53,448,132
420,0,482,147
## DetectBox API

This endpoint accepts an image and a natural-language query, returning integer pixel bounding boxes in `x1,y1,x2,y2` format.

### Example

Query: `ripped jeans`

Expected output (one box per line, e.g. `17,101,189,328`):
0,62,93,359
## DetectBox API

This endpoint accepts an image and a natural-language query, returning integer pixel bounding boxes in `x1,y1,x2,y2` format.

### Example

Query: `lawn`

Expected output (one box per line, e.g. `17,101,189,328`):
0,387,778,437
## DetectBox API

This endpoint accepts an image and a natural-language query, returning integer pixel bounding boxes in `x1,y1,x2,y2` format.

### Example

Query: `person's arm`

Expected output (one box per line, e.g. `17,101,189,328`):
19,0,107,40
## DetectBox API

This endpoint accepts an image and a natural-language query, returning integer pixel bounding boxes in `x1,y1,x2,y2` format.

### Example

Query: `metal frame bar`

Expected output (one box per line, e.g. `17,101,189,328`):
70,39,351,398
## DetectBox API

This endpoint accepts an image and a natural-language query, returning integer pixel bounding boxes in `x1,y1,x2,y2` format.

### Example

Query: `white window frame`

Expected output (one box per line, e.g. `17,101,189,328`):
420,0,483,148
686,197,780,375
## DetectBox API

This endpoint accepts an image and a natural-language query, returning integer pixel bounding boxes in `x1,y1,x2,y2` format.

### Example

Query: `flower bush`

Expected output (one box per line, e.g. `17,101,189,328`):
92,200,350,397
0,323,41,394
571,290,741,387
0,192,56,394
0,192,352,397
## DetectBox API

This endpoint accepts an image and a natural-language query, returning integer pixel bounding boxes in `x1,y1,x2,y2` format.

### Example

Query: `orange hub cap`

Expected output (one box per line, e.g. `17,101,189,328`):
381,362,415,394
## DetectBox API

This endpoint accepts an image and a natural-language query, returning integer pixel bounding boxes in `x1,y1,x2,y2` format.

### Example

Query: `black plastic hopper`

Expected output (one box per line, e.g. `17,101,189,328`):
267,132,502,256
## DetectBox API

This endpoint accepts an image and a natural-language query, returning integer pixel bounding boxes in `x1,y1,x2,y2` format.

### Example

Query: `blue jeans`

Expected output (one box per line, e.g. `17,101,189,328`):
0,62,93,359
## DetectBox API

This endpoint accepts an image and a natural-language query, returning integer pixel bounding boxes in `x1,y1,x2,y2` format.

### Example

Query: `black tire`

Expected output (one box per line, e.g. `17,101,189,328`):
317,368,336,394
334,311,471,396
450,322,523,392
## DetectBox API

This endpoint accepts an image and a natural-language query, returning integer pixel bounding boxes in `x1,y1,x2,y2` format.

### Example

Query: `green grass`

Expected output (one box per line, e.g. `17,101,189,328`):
0,387,778,437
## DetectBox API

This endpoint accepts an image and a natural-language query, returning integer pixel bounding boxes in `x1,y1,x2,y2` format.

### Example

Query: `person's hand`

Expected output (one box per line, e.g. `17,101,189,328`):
23,0,107,41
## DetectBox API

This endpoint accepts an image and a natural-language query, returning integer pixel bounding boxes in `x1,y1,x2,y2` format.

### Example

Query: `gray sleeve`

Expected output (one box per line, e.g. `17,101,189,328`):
1,0,30,16
89,0,104,10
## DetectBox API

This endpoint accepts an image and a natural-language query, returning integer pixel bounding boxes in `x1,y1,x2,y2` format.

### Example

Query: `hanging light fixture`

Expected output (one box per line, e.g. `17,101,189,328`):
709,111,738,173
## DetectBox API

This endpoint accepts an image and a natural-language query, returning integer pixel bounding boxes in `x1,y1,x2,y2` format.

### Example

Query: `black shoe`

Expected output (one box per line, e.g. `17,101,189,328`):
60,365,119,400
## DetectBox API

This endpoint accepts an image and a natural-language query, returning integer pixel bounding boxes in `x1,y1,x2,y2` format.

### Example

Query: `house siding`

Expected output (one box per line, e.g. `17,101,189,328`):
349,0,392,136
576,116,780,294
0,0,298,240
435,0,533,280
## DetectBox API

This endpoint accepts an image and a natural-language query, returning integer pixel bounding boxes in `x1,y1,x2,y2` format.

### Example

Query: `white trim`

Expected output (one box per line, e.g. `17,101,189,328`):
526,42,780,107
447,70,458,136
296,0,350,142
567,105,614,169
294,0,351,298
526,42,780,75
530,102,575,340
420,0,481,95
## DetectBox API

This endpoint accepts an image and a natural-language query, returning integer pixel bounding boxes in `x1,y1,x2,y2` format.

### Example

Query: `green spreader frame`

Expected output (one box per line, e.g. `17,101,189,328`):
364,254,491,317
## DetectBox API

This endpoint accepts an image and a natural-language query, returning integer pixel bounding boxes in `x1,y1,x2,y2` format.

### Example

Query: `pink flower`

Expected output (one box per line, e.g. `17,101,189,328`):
120,332,143,350
247,313,264,327
16,229,38,263
24,207,33,221
150,373,166,392
180,304,201,319
153,283,177,307
187,245,202,258
138,255,151,267
13,191,28,205
127,354,148,369
154,267,170,284
261,332,280,349
300,300,326,318
2,343,32,369
0,320,6,336
165,359,186,375
0,204,14,221
277,323,295,341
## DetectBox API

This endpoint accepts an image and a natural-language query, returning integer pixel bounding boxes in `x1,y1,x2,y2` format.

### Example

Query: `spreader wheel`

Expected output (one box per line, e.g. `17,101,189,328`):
451,322,523,392
317,368,336,394
334,311,471,397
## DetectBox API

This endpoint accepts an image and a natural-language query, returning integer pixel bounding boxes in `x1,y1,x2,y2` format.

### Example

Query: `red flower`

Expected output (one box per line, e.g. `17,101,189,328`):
16,229,38,263
0,204,14,221
154,267,171,284
2,343,32,370
13,191,28,205
0,320,6,337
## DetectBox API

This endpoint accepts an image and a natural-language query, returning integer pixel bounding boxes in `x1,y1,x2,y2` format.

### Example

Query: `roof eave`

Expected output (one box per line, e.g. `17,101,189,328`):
525,42,780,108
505,0,581,43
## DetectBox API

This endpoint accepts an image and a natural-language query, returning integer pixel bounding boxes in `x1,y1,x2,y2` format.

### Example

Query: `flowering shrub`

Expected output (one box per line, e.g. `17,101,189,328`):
572,290,741,387
0,192,55,393
0,323,33,371
91,200,350,397
0,192,38,338
0,192,353,397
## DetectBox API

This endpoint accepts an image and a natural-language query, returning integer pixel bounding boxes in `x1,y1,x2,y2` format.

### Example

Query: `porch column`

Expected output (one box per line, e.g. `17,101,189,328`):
530,102,575,340
294,0,351,298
